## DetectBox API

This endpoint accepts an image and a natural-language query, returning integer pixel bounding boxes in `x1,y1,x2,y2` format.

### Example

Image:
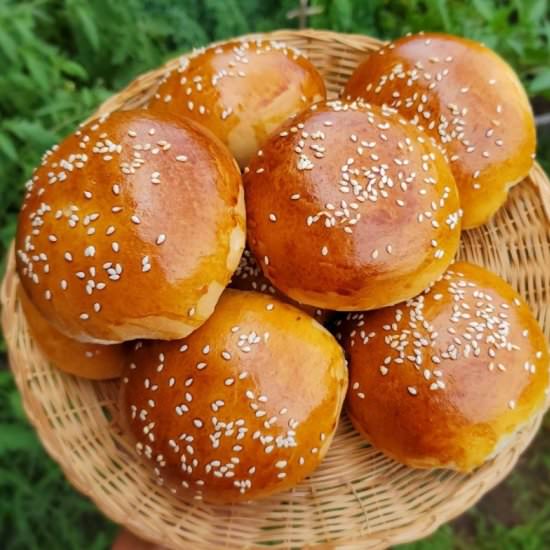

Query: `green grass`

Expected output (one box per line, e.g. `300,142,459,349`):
1,1,550,549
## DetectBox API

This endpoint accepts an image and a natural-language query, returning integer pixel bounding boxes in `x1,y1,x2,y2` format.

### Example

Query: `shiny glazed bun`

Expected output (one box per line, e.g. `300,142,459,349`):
244,100,462,311
339,261,550,472
18,284,125,379
120,290,348,503
230,248,329,323
148,39,326,167
343,33,536,229
15,109,245,344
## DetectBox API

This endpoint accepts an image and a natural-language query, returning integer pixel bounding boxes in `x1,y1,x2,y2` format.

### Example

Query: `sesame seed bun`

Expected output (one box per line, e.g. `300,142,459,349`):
338,261,550,472
343,33,536,229
147,39,326,168
230,248,330,323
119,290,348,503
15,109,245,344
244,100,462,312
18,283,125,380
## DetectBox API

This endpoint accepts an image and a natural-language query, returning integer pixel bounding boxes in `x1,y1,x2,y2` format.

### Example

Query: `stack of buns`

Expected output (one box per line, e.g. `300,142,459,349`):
14,33,549,504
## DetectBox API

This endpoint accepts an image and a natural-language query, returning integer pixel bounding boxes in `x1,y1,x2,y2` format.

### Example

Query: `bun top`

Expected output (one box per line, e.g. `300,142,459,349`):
16,109,245,344
343,32,536,228
120,290,348,503
339,261,550,471
148,38,326,167
244,100,462,311
230,248,328,322
18,284,125,380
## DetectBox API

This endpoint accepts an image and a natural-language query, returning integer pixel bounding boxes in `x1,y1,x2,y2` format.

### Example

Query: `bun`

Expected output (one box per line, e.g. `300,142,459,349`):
338,261,550,471
148,39,326,167
18,284,124,379
244,100,462,311
343,32,536,229
120,290,348,503
230,248,329,323
15,109,245,344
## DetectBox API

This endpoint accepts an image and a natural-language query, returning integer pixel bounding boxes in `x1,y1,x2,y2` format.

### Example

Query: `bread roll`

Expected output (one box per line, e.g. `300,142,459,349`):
148,39,326,167
343,33,536,228
16,109,245,344
230,248,329,323
120,290,348,503
244,100,462,311
18,284,124,379
338,261,549,471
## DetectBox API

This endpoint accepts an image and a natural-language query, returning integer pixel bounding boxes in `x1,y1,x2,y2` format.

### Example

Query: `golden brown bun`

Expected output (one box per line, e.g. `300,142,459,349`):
147,39,326,167
244,100,462,311
338,261,549,472
343,32,536,229
18,283,125,379
119,290,348,503
15,109,245,344
230,248,330,323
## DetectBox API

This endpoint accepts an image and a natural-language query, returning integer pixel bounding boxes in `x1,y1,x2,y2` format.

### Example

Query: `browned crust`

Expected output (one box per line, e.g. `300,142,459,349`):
16,110,245,343
244,100,462,311
119,290,348,503
148,39,326,167
343,32,536,229
339,261,550,471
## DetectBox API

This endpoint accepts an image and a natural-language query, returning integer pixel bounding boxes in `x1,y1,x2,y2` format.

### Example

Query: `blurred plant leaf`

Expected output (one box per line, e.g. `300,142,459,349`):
530,68,550,95
0,424,38,455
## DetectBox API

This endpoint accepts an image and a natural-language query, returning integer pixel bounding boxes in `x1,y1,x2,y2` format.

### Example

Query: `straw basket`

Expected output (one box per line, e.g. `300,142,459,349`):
3,29,550,550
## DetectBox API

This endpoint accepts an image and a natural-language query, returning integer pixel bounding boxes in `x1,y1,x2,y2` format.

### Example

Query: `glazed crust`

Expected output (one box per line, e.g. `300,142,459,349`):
343,32,536,229
244,100,462,311
15,109,245,344
119,290,348,503
148,39,326,167
230,247,330,323
18,283,125,380
339,261,550,472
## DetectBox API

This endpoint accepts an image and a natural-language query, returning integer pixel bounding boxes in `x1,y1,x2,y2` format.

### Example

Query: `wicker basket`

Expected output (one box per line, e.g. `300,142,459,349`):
3,29,550,550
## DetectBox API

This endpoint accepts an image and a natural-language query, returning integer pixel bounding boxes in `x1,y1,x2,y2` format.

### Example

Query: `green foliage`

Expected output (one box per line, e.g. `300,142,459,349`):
398,525,456,549
311,0,550,97
0,1,550,549
0,370,116,549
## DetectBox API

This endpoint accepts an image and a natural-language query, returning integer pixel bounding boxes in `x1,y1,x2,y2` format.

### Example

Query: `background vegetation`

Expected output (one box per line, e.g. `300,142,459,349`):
1,1,549,548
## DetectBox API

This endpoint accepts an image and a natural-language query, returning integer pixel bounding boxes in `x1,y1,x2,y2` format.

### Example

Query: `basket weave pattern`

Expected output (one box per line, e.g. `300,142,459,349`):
3,30,550,549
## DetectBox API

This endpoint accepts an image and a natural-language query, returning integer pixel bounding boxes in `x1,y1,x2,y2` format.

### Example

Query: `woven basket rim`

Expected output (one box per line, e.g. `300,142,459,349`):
3,28,550,550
